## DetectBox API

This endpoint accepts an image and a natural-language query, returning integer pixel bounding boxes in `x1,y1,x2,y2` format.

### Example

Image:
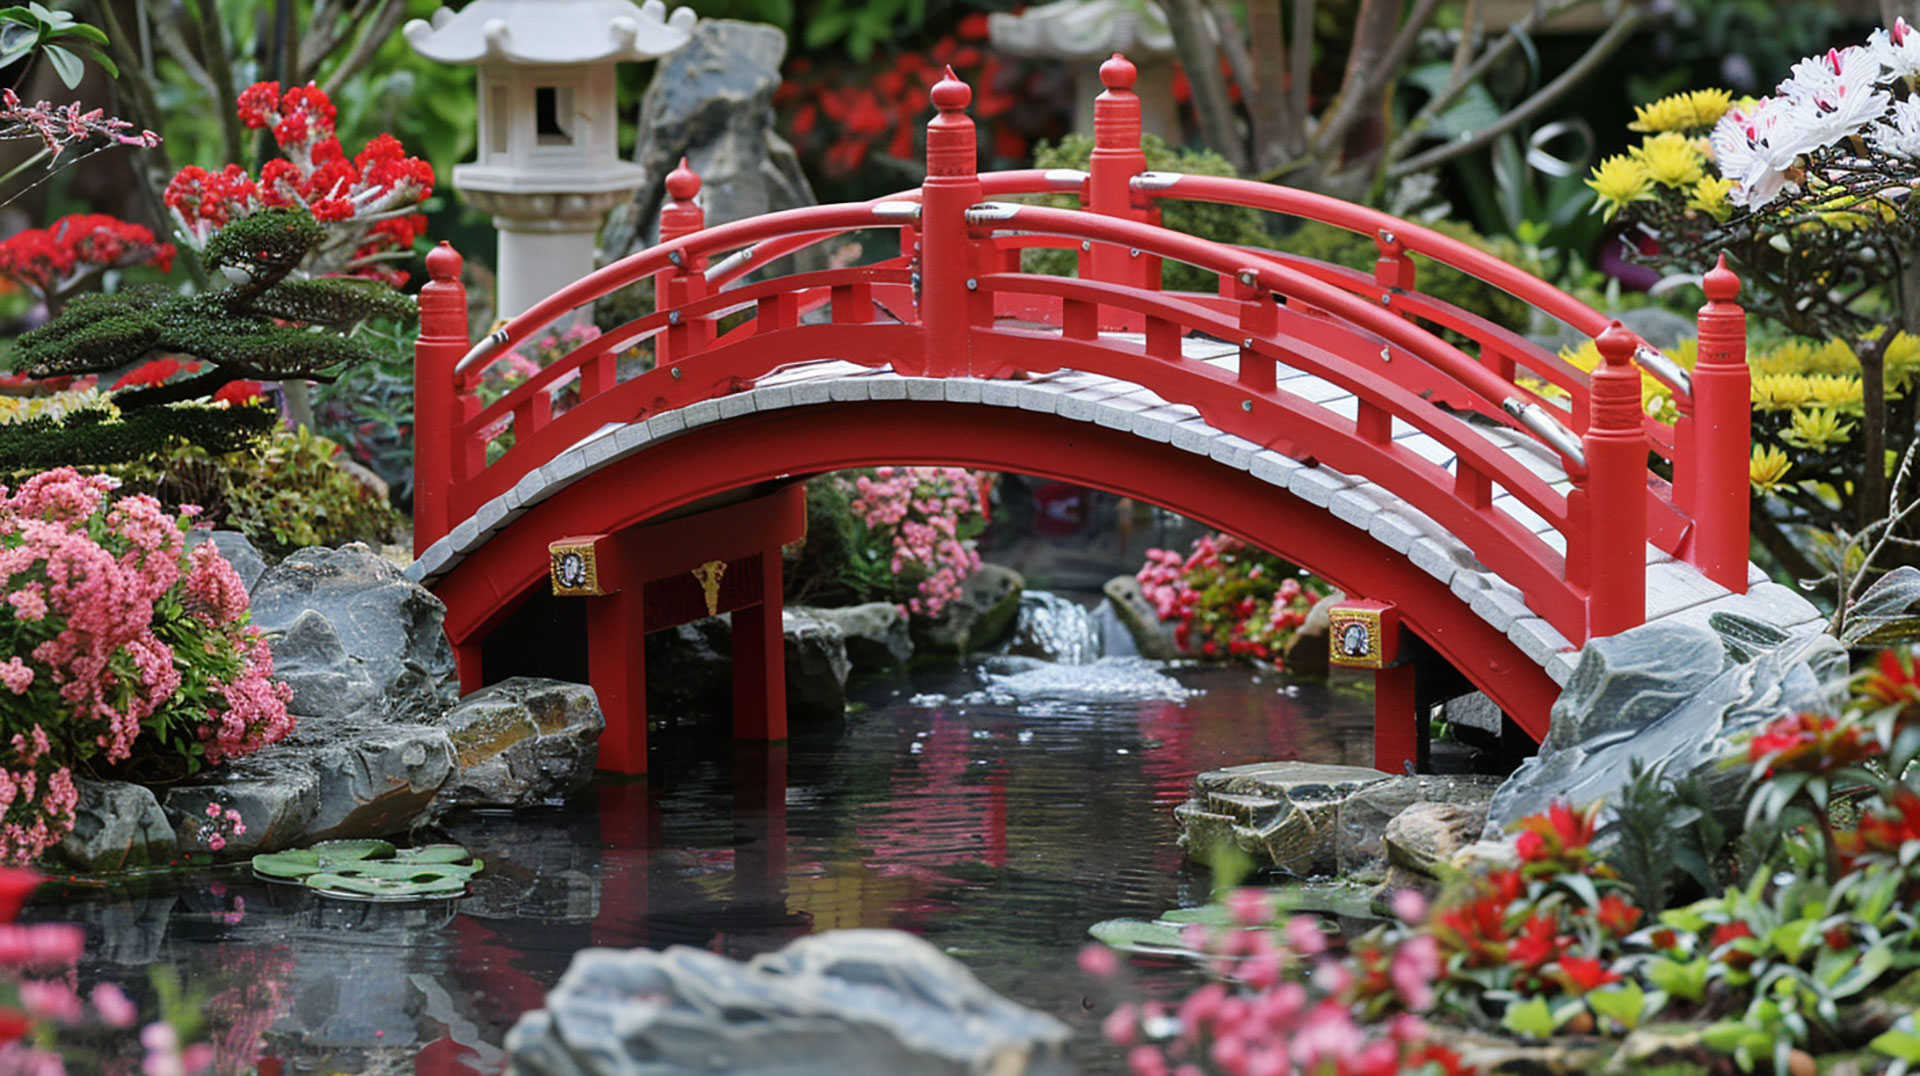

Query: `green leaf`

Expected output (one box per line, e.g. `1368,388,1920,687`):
1502,995,1556,1039
41,41,79,88
1646,955,1711,1002
47,20,103,45
1833,943,1895,999
1588,980,1648,1031
75,43,112,76
1873,1028,1920,1063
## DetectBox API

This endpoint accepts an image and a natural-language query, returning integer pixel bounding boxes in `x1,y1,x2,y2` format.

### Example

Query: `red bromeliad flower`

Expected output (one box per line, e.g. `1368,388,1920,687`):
1513,800,1601,871
1554,955,1621,994
1747,710,1878,776
211,380,264,405
1593,893,1642,938
1508,912,1562,973
1859,648,1920,722
1839,788,1920,866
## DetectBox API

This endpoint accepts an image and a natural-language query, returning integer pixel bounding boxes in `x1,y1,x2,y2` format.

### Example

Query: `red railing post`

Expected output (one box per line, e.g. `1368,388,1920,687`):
655,158,709,366
920,67,981,377
1580,321,1649,637
1087,52,1148,290
414,241,468,557
1690,254,1751,592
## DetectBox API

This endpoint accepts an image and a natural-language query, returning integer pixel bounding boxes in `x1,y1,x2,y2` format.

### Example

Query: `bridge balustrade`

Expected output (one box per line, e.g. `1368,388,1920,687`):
413,52,1751,648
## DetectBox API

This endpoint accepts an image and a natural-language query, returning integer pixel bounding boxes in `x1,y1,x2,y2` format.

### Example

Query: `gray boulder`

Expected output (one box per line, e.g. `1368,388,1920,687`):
1281,593,1342,678
804,602,913,672
1335,775,1502,880
504,930,1073,1076
51,780,178,873
1485,617,1847,838
163,724,457,854
644,611,851,729
434,678,605,812
603,21,819,266
912,564,1025,656
1102,574,1181,660
250,544,458,730
1384,801,1494,889
1174,761,1395,875
184,529,267,591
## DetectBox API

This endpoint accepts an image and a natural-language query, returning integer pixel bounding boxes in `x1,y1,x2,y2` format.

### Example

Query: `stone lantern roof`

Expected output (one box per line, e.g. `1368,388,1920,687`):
403,0,696,66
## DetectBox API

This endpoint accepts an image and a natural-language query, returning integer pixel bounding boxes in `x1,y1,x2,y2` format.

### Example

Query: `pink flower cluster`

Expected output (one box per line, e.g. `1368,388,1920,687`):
0,469,291,862
164,81,432,284
843,466,989,617
1088,890,1467,1076
195,800,246,853
1136,533,1323,668
0,89,159,163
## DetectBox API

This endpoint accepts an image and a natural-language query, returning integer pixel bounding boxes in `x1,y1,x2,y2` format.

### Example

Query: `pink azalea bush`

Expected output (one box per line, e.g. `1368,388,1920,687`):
1136,533,1326,668
842,466,990,618
0,468,291,862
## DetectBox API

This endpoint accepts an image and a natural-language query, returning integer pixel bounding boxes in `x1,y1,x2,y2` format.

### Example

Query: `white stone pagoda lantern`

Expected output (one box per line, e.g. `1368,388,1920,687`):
405,0,697,320
988,0,1184,140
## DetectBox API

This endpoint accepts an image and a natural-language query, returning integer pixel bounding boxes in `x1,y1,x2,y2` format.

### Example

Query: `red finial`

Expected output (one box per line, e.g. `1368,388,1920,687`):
665,157,701,202
1703,252,1741,303
425,241,462,282
931,66,971,112
1100,52,1137,92
1596,320,1636,365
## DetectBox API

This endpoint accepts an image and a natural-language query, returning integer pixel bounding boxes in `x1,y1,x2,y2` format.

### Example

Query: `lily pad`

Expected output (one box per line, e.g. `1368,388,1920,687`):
1087,918,1205,956
252,840,481,901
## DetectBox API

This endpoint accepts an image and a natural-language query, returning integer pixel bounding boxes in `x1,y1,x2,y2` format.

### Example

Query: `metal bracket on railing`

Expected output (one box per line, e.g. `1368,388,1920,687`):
1633,344,1692,399
454,329,510,379
1503,396,1587,471
964,202,1024,226
704,246,754,284
1043,168,1090,188
1129,171,1184,192
872,200,924,221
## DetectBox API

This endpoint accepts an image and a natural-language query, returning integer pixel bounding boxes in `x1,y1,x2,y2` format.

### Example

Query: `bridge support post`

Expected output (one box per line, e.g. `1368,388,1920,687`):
1087,53,1150,294
919,69,982,378
1690,256,1751,592
655,159,710,366
414,243,470,556
1577,322,1649,637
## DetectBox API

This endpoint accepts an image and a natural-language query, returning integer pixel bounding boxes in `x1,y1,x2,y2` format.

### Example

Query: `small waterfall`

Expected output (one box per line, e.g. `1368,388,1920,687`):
1003,591,1102,665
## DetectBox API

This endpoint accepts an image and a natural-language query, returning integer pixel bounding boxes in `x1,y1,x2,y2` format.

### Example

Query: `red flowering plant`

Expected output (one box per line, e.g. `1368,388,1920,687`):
1135,533,1327,669
0,213,173,316
0,468,291,862
165,80,432,285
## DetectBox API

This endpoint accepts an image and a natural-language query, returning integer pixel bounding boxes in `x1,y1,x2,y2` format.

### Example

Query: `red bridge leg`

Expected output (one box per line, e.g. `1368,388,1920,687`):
591,591,649,775
1373,663,1419,774
731,543,788,743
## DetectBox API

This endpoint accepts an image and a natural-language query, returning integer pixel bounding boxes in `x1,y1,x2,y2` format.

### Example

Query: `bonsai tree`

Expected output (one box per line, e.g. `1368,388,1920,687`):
11,207,414,409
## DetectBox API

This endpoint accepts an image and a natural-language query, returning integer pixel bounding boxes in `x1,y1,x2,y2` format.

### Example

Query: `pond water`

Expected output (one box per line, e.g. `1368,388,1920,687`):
38,600,1376,1075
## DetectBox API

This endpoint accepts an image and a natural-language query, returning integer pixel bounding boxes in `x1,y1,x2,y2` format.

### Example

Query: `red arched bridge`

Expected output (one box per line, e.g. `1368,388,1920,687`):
405,56,1820,777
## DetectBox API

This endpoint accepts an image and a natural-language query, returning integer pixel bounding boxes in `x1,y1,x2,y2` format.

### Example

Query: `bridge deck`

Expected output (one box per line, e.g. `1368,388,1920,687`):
406,335,1823,689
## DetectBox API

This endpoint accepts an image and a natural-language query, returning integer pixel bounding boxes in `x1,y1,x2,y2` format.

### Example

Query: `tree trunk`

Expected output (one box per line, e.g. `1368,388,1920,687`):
1162,0,1247,171
1245,0,1292,174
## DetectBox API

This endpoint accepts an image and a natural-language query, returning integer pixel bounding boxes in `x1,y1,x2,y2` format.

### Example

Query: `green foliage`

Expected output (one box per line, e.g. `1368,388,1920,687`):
253,840,483,901
1600,758,1730,914
0,3,115,87
12,209,415,407
1025,134,1272,294
0,398,274,471
1282,218,1536,333
108,426,402,560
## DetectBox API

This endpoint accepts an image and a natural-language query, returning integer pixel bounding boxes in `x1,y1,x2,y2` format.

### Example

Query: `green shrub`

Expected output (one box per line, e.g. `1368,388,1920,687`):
1280,218,1535,333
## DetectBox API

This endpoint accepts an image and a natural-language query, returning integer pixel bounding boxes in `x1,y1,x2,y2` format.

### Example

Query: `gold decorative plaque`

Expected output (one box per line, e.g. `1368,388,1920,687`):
691,559,727,616
1328,600,1398,670
549,537,608,596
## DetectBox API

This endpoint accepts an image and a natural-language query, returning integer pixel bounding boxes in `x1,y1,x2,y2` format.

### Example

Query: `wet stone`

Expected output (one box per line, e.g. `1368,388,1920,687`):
1335,775,1502,882
504,929,1074,1076
912,563,1025,656
433,678,604,813
1102,573,1182,660
51,780,178,873
1176,761,1395,876
803,602,912,672
1383,801,1493,889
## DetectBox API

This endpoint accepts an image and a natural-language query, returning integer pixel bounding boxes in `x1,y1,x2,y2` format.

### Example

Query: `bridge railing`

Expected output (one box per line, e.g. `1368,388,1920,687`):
415,52,1750,645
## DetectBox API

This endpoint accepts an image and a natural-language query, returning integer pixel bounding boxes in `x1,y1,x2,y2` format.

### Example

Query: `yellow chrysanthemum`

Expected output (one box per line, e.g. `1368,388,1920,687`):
0,388,110,427
1780,407,1856,451
1750,443,1793,494
1630,88,1735,134
1631,133,1706,189
1686,176,1736,221
1586,154,1654,220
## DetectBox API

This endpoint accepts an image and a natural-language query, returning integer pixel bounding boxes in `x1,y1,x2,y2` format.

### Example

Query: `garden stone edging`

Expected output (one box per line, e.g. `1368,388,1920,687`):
432,677,605,813
503,929,1074,1076
1484,614,1848,839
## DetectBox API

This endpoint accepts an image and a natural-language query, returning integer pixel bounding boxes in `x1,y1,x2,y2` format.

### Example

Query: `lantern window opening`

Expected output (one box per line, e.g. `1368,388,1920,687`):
486,81,511,158
535,84,576,146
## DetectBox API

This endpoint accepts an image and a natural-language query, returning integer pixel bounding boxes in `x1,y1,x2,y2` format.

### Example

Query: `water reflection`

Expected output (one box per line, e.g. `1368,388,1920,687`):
44,658,1371,1074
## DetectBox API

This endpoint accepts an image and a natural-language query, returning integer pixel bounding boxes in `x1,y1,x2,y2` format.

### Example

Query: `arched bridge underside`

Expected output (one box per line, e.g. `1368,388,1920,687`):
408,343,1824,742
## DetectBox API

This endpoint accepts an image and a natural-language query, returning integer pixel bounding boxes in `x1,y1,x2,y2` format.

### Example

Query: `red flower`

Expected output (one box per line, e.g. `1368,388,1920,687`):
1512,800,1600,872
1710,921,1757,970
1509,913,1561,971
1555,955,1620,993
1594,894,1642,938
212,380,264,405
0,868,37,922
1748,711,1877,776
1859,648,1920,722
112,357,181,390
